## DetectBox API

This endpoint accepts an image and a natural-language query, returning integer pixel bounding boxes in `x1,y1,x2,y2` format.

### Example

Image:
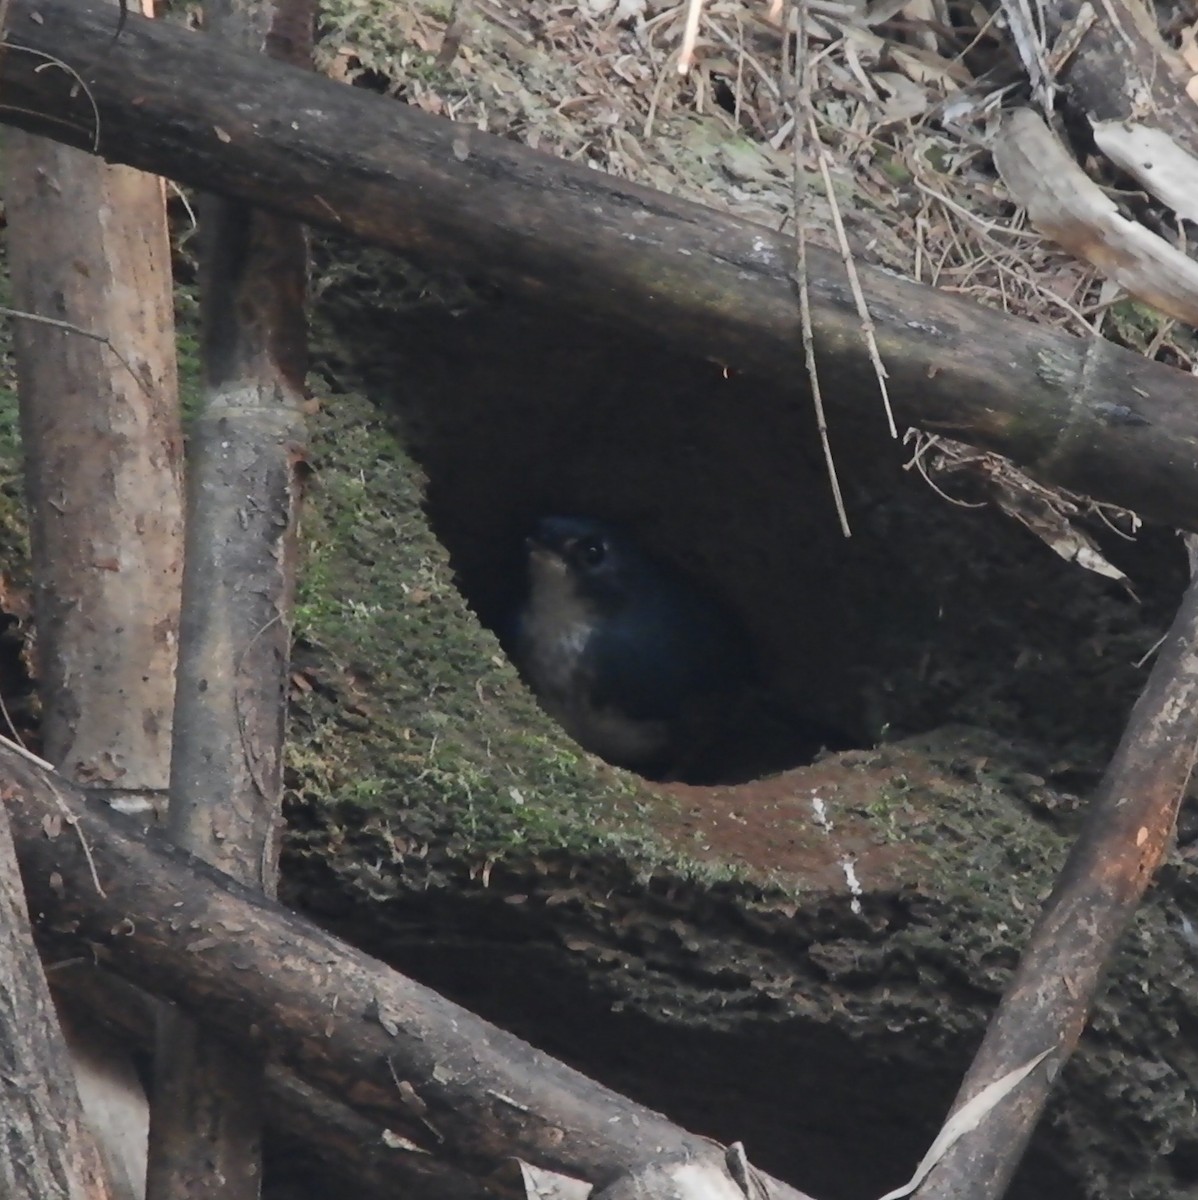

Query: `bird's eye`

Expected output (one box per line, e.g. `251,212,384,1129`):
575,536,607,568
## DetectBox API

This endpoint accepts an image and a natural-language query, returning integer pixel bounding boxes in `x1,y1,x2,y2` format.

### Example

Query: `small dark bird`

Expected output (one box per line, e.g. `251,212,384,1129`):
506,515,762,778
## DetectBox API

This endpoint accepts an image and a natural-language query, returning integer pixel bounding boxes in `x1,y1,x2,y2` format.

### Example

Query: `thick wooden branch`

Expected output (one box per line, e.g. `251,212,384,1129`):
914,557,1198,1198
147,0,312,1191
0,744,816,1200
4,107,183,817
0,804,118,1200
52,965,499,1200
6,0,1198,530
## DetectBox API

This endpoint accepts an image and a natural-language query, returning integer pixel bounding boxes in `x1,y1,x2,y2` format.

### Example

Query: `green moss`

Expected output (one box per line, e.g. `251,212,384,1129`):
286,383,683,877
172,289,205,421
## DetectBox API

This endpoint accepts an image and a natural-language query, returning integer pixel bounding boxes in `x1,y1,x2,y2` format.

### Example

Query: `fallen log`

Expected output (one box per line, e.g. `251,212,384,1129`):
0,743,815,1200
4,0,1198,529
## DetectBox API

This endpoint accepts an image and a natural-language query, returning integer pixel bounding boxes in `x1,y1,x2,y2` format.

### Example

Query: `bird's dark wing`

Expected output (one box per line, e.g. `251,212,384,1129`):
584,585,752,722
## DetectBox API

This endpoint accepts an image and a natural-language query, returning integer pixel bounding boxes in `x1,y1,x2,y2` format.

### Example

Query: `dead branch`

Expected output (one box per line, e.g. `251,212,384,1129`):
53,964,501,1200
0,742,817,1200
993,108,1198,325
910,553,1198,1198
7,0,1198,529
146,0,312,1192
0,802,119,1200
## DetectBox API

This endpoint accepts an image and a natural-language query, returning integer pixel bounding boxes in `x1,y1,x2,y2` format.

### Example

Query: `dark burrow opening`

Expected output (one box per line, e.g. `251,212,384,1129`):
315,255,1188,790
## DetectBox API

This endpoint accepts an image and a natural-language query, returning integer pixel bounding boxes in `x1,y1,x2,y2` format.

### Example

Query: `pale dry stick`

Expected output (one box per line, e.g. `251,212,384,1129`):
950,4,1005,63
999,0,1054,110
644,47,680,138
0,305,147,390
1091,504,1139,541
678,0,705,72
733,12,745,125
787,0,851,537
809,113,896,438
1134,631,1168,669
1144,317,1178,362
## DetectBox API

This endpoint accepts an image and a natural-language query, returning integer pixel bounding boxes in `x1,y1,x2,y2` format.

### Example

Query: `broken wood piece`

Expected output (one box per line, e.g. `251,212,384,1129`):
993,107,1198,325
1091,121,1198,225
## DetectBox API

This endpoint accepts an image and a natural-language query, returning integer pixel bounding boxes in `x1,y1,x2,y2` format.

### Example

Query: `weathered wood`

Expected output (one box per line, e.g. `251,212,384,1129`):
0,801,118,1200
54,965,501,1200
161,1,309,892
4,132,183,816
6,61,185,1200
146,0,311,1192
0,743,817,1200
6,0,1198,529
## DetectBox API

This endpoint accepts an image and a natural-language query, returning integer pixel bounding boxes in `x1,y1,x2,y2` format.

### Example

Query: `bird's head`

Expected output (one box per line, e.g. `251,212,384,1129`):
524,516,643,612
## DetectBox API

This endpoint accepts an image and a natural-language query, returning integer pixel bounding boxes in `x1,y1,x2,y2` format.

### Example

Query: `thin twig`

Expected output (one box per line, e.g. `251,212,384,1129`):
0,43,101,151
678,0,705,73
0,734,106,897
809,113,896,439
788,0,851,537
0,306,148,394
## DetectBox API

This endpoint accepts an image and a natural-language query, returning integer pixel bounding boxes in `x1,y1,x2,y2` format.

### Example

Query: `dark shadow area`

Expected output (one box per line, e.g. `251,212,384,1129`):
292,861,1087,1200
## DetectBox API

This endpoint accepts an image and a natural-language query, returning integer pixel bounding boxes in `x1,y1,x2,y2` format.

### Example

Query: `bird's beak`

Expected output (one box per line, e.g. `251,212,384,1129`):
525,537,568,576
